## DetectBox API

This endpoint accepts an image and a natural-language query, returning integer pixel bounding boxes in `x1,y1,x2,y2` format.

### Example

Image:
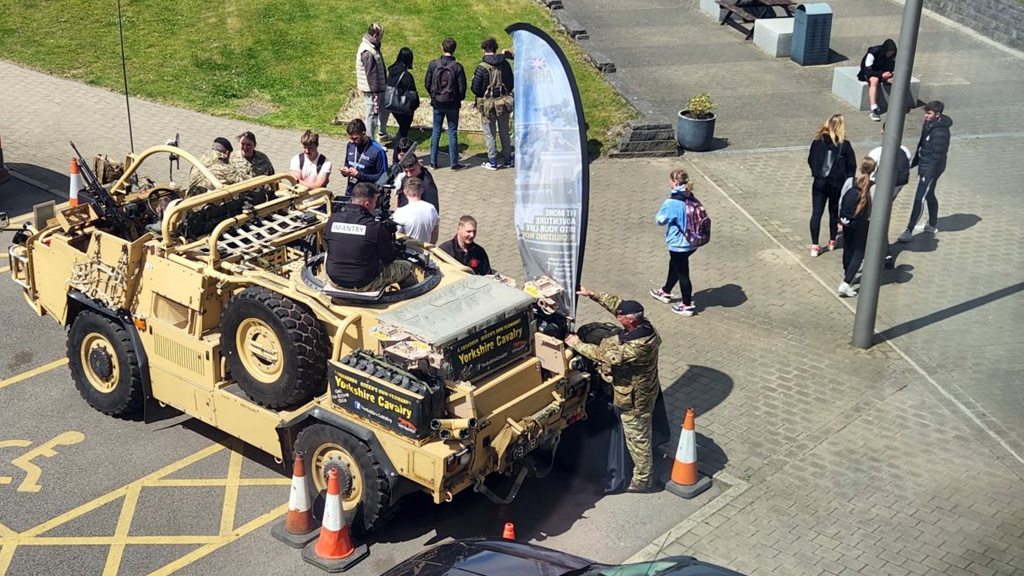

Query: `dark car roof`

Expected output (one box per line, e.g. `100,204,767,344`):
380,539,594,576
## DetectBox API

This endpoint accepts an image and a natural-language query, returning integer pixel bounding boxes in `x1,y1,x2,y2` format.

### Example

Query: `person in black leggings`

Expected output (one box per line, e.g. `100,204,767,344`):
837,157,876,297
807,114,856,258
651,169,699,316
385,47,418,140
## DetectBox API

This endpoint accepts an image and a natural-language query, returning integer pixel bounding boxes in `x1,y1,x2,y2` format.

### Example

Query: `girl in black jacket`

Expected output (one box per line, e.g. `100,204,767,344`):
837,157,877,297
807,114,857,258
386,47,418,139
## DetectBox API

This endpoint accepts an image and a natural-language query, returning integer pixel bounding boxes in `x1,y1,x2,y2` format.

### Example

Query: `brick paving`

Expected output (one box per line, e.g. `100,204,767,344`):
2,0,1024,571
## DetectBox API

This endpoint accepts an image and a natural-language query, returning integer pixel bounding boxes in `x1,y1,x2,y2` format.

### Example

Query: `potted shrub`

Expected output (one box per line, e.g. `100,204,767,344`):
676,93,717,152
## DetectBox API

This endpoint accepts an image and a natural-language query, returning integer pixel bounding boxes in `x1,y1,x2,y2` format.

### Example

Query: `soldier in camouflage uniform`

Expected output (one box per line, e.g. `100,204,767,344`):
565,287,662,492
230,131,275,178
187,137,247,197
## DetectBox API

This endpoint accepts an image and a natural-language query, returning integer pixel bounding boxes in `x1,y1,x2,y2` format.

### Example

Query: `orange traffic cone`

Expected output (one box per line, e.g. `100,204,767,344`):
502,522,515,540
663,408,712,499
69,158,82,207
271,452,320,548
302,468,369,572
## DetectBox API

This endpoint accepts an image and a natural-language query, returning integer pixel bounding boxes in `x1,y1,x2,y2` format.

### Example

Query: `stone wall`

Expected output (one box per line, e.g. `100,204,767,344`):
922,0,1024,52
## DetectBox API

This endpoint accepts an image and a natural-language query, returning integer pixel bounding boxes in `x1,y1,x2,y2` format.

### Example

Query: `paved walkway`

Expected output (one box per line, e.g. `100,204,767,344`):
2,0,1023,572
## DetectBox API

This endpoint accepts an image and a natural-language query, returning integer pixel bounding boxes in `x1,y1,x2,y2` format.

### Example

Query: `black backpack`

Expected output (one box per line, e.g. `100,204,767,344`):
430,59,459,105
895,150,911,187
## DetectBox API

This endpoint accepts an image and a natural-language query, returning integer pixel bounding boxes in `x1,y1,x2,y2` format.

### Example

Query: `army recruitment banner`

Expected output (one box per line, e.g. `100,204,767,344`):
507,23,589,321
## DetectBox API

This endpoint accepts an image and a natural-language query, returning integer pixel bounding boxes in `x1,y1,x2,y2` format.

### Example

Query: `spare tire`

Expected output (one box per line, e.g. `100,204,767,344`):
221,286,328,409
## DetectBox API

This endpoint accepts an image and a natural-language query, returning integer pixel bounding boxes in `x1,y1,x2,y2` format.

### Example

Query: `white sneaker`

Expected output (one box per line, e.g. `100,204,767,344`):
897,229,913,243
672,303,697,316
837,282,858,298
649,288,673,304
811,245,822,258
869,110,881,122
921,224,938,234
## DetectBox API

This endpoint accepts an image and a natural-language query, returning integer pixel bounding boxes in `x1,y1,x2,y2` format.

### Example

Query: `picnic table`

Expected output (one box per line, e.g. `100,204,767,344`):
716,0,797,40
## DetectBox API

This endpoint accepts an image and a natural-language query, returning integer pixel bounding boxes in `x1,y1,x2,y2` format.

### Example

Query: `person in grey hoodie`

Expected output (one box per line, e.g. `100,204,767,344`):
898,101,952,242
471,37,514,170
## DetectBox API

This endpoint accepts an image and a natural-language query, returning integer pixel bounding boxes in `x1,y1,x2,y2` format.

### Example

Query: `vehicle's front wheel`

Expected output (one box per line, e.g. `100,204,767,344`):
221,287,328,409
294,424,396,535
67,311,144,417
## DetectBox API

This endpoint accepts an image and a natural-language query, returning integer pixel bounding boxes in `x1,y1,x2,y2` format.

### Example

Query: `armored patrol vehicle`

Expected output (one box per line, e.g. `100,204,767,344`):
7,144,589,533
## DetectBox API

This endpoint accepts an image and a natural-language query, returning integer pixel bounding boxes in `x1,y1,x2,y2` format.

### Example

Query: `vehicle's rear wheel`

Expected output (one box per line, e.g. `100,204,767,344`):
294,423,396,535
68,311,143,417
221,287,328,409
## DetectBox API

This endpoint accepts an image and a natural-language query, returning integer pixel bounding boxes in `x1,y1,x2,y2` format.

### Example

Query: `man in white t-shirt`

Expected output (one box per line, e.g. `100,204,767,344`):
391,177,439,243
289,129,332,189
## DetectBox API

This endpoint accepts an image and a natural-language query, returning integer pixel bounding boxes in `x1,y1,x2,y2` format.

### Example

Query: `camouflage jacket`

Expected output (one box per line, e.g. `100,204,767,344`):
570,291,662,413
230,150,275,179
187,150,246,197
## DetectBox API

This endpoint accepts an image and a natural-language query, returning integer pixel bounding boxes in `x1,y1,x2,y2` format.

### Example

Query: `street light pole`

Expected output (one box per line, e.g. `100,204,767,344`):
852,0,924,349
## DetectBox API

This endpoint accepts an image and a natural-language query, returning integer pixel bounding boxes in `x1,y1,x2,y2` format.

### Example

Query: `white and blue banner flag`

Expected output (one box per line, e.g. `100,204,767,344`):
507,24,589,320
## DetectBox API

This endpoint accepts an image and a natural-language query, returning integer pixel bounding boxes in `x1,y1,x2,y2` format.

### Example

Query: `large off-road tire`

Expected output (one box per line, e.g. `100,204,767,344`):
221,287,328,410
67,311,144,417
294,424,397,535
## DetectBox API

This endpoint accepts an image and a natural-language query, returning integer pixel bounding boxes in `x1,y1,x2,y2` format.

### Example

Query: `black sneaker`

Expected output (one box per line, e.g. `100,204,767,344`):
450,163,467,171
503,158,515,169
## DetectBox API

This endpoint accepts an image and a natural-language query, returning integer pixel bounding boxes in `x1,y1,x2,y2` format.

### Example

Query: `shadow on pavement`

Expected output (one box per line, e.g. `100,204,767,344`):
9,162,67,193
693,283,747,312
877,281,1024,341
880,263,914,286
827,49,849,65
936,212,981,233
892,233,938,254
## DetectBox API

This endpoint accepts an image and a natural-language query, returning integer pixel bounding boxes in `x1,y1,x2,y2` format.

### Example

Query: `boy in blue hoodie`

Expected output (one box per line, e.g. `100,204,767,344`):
651,169,698,316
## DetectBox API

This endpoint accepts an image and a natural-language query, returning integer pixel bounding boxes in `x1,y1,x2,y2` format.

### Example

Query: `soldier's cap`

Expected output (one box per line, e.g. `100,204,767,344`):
212,137,234,153
616,300,644,315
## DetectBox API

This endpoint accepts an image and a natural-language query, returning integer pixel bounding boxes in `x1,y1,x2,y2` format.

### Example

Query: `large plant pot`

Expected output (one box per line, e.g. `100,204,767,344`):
676,111,717,152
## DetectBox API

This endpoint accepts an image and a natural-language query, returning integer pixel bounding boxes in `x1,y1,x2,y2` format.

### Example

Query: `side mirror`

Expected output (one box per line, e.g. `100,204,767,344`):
0,211,9,230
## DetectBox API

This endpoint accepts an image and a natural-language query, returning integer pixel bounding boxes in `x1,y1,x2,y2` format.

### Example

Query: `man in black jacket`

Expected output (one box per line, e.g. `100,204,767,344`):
397,153,439,214
858,39,897,122
325,183,414,291
439,215,492,275
898,101,953,243
471,37,514,170
425,38,468,170
339,119,388,196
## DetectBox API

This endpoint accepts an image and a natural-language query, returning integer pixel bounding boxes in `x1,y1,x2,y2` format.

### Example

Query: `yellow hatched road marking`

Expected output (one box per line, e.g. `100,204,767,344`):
219,448,244,536
0,266,9,274
0,358,68,392
145,503,289,576
1,440,292,575
102,483,143,575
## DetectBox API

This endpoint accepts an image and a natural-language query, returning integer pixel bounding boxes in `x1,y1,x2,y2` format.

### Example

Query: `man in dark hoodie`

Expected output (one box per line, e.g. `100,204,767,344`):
355,23,389,141
898,101,953,243
471,37,514,170
425,37,468,170
858,39,897,122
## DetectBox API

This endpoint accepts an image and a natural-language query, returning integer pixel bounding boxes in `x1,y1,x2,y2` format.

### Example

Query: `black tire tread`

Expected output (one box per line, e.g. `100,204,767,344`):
294,424,397,535
67,311,144,417
221,286,328,409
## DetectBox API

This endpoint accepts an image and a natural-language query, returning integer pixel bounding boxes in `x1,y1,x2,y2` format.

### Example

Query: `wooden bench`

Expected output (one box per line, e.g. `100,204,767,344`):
716,0,797,41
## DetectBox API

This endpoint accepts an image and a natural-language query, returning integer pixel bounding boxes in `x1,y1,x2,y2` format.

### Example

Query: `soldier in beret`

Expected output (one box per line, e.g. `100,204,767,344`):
187,137,247,197
565,286,662,493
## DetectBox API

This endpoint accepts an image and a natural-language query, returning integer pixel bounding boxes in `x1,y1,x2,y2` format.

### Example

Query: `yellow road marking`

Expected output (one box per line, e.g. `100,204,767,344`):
154,477,289,487
102,483,143,575
0,358,69,392
0,544,15,575
9,431,85,493
16,535,223,546
146,503,289,576
19,443,224,539
219,448,244,536
8,203,70,226
0,266,9,274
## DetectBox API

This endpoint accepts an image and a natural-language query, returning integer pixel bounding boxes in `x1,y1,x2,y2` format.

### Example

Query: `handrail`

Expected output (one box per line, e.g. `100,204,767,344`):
110,145,211,197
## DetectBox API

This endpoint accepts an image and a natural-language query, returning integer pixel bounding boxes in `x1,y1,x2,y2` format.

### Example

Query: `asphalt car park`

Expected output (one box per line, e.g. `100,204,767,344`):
0,194,725,576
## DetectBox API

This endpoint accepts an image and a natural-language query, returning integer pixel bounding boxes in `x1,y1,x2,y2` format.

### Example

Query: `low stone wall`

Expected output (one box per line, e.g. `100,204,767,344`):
921,0,1024,52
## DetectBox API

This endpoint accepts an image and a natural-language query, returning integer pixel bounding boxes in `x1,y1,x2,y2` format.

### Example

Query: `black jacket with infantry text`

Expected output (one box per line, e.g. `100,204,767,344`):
325,204,396,288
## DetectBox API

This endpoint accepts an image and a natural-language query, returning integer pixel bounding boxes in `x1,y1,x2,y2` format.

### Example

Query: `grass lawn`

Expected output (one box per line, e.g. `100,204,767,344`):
0,0,633,154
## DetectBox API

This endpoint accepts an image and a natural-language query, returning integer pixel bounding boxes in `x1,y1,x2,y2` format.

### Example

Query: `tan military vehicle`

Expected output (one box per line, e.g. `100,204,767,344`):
7,144,590,533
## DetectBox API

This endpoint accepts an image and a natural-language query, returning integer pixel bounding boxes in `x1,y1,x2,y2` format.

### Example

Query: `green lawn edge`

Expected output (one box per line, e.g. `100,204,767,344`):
0,0,635,154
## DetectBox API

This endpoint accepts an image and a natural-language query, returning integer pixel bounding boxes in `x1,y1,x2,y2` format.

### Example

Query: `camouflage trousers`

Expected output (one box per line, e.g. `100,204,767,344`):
356,260,415,292
620,408,653,487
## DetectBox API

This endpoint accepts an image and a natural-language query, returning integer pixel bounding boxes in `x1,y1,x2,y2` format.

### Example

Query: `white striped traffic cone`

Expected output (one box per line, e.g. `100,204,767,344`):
664,407,712,499
271,452,320,548
302,468,368,572
69,158,82,207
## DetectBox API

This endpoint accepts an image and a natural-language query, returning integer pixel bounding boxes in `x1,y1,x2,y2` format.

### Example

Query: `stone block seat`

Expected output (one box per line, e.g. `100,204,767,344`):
832,66,921,112
753,17,794,57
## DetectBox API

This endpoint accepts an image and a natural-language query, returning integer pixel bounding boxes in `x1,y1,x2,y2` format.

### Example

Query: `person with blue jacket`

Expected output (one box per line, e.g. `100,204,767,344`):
339,119,388,196
650,169,698,316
